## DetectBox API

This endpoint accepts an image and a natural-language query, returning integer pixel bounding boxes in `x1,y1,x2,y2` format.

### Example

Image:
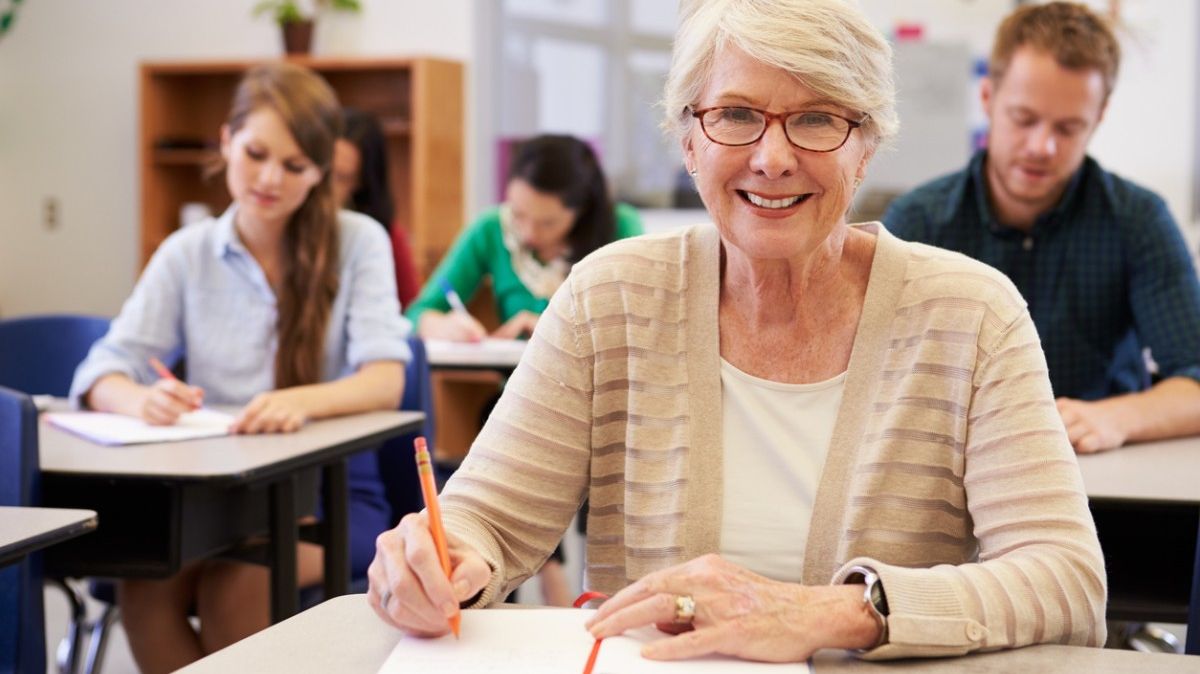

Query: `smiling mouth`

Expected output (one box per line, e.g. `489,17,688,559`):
738,190,812,209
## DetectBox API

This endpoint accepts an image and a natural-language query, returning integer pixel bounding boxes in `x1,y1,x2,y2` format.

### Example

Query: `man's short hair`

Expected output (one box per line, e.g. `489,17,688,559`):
990,1,1120,101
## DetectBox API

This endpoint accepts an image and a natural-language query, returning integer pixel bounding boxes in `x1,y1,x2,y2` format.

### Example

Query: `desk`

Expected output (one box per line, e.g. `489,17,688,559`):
0,506,96,568
425,339,524,463
1077,437,1200,654
425,338,525,371
38,409,424,622
178,594,1200,673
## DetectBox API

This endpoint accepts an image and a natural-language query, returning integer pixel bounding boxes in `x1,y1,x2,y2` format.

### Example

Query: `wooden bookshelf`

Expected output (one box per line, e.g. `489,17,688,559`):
139,57,464,279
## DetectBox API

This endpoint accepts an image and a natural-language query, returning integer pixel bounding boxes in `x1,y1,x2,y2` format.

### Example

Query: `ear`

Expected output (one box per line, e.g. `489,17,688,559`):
680,133,695,175
855,144,876,182
219,124,232,162
980,77,994,121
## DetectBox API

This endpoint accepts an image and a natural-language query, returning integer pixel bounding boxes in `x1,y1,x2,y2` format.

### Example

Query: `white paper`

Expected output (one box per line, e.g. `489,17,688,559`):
424,338,527,368
376,608,811,673
45,409,236,446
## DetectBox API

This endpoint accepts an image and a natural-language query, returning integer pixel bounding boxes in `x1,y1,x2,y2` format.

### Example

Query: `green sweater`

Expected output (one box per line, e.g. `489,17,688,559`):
406,203,643,323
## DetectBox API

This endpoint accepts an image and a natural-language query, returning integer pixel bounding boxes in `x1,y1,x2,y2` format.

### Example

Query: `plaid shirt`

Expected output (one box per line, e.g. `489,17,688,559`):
883,150,1200,400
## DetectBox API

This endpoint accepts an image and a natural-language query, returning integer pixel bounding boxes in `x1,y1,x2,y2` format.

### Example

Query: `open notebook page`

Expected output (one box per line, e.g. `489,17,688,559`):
377,608,811,673
45,409,236,446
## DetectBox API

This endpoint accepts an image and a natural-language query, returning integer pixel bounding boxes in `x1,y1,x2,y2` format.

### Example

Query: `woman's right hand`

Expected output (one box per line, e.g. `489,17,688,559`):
368,512,492,637
417,310,488,342
139,378,204,425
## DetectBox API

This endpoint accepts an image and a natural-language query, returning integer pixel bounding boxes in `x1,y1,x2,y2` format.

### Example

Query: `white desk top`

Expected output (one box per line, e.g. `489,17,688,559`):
0,506,97,565
1076,436,1200,504
179,594,1199,674
39,409,424,482
425,338,526,369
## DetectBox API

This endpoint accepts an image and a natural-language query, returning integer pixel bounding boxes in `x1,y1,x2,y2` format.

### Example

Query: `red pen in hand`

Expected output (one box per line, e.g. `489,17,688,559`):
148,357,202,409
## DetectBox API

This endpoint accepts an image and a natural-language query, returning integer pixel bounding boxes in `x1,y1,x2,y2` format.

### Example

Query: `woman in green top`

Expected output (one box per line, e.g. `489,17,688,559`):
408,134,643,340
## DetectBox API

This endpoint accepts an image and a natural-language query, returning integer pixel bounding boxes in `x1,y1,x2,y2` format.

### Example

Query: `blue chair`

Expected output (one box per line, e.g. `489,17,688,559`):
0,314,110,397
0,385,47,674
378,335,436,524
0,314,110,674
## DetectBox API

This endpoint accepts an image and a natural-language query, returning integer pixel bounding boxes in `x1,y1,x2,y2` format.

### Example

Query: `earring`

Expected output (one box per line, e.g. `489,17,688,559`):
689,168,698,178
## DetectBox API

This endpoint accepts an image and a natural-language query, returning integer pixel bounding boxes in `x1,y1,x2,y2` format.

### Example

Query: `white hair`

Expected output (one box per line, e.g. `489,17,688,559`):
663,0,898,148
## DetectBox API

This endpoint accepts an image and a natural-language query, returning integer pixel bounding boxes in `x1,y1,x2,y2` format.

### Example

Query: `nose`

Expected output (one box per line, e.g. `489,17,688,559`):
258,160,285,187
1026,124,1057,157
748,119,798,179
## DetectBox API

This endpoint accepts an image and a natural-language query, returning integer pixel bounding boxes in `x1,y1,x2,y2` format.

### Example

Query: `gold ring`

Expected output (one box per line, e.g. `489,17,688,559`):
673,594,696,624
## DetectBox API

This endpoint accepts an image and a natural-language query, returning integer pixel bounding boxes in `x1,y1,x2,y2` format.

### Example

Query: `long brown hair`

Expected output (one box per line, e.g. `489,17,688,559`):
224,63,343,389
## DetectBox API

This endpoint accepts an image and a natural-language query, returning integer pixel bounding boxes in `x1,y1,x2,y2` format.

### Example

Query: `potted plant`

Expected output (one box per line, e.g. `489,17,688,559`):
253,0,362,55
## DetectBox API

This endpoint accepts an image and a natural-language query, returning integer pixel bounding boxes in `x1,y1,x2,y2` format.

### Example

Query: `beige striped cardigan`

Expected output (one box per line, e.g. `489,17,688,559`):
440,222,1106,658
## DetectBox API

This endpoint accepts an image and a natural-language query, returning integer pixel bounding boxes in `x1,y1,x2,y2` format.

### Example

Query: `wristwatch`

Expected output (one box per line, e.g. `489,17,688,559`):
845,565,889,649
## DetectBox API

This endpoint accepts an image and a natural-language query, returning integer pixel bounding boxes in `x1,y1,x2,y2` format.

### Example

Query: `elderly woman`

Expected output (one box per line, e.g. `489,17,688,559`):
368,0,1106,661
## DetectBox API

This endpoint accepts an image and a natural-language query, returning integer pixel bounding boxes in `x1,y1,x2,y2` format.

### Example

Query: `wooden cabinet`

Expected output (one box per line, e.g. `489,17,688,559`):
139,57,463,278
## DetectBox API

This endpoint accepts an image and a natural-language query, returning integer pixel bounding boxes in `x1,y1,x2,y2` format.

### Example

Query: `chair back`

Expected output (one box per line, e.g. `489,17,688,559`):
378,336,436,524
0,314,110,396
0,385,46,674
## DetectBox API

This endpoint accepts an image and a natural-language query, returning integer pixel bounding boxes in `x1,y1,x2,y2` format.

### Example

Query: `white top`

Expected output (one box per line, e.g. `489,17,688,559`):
719,359,846,583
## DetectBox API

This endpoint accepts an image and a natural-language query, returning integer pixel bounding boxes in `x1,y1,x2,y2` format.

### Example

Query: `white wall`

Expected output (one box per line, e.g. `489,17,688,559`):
0,0,473,317
1,0,1196,317
860,0,1197,241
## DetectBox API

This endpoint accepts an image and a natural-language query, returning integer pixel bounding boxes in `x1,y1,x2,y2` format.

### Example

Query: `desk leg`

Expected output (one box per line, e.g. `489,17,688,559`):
322,458,350,600
1188,515,1200,655
269,475,299,623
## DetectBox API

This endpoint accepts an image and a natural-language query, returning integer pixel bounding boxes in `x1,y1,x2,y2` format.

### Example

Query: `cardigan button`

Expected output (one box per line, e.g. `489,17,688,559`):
966,623,985,641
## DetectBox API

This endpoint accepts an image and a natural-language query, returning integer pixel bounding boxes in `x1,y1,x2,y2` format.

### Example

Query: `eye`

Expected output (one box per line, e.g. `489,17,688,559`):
790,112,837,128
1008,111,1037,127
244,146,267,161
718,107,760,124
283,161,309,175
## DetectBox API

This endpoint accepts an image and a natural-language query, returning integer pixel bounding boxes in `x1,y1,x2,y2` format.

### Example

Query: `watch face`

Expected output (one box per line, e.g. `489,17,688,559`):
870,581,888,615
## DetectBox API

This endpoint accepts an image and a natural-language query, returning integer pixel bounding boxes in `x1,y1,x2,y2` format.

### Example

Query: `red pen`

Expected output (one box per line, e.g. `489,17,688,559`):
149,357,202,409
148,357,176,381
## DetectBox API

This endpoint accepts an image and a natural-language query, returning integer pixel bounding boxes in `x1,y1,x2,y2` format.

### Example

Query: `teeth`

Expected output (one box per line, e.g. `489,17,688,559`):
746,192,802,209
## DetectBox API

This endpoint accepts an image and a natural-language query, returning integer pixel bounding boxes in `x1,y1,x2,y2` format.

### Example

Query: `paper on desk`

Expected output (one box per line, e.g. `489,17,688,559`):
376,608,811,673
45,409,236,446
424,338,526,366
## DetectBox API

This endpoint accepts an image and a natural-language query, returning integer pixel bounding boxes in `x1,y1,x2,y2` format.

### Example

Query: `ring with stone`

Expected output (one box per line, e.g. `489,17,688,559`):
673,594,696,624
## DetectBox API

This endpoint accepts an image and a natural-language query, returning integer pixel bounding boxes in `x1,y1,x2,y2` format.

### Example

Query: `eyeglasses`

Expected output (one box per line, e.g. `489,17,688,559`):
689,106,868,152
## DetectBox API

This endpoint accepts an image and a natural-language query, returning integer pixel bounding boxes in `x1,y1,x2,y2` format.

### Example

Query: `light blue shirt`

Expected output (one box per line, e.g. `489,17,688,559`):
71,206,412,406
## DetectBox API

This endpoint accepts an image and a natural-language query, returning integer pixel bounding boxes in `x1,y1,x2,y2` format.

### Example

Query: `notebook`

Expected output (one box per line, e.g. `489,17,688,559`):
45,409,236,446
424,338,527,368
376,607,812,673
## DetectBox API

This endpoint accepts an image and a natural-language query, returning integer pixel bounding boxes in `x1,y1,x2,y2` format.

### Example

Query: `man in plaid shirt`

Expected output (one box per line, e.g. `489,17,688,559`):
885,2,1200,454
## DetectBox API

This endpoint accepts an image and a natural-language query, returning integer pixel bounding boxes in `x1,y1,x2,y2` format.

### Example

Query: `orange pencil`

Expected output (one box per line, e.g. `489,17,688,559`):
414,436,461,638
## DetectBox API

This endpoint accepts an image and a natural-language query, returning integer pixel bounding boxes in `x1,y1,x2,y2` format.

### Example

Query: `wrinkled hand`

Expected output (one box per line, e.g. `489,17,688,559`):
491,310,539,340
419,311,487,343
586,554,874,662
1056,397,1127,454
139,378,204,426
230,389,309,434
367,512,492,637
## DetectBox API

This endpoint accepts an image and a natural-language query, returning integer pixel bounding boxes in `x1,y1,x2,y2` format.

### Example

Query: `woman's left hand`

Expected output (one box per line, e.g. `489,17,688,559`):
230,389,310,434
491,310,540,340
585,554,878,662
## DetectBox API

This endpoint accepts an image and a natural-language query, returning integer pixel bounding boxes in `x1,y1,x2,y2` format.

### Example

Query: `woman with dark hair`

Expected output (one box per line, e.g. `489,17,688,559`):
331,107,421,307
71,63,410,673
407,134,643,341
